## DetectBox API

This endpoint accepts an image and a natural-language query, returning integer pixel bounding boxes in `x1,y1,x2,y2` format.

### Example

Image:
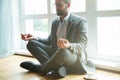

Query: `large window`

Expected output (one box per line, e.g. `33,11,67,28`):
97,17,120,57
25,19,48,37
97,0,120,11
20,0,48,38
51,0,86,13
20,0,86,38
24,0,47,15
19,0,120,63
95,0,120,62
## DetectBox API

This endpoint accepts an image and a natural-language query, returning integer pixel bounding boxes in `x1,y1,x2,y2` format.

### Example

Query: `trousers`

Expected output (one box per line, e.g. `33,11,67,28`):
27,39,85,74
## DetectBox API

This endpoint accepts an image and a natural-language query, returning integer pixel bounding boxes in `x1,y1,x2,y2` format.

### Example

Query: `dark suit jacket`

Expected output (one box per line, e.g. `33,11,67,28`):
39,14,95,74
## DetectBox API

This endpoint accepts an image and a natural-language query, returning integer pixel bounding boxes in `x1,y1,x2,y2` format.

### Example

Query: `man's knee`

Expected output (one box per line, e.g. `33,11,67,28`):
27,40,37,50
58,49,72,57
58,49,77,65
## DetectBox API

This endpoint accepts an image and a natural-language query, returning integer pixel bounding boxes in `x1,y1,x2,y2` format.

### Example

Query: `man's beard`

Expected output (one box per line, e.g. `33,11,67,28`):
57,10,64,16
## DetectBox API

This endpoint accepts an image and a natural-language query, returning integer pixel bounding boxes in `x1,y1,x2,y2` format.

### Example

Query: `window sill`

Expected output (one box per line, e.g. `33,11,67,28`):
89,58,120,72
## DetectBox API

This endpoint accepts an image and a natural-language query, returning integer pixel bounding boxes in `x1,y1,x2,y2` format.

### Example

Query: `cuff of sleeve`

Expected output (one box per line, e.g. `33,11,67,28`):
70,44,73,50
35,37,39,40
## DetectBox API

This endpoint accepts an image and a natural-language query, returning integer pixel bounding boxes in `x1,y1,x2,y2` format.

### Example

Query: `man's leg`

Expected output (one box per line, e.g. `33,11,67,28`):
40,49,78,74
27,40,55,64
20,40,56,73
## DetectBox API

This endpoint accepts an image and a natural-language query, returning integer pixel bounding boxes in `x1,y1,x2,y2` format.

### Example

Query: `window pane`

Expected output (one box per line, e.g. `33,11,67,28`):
70,0,86,12
51,0,56,14
97,0,120,11
25,19,48,38
97,17,120,56
23,0,47,15
51,0,86,14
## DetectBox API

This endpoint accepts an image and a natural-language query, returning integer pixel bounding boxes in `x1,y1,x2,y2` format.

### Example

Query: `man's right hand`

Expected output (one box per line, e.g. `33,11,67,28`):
21,33,34,41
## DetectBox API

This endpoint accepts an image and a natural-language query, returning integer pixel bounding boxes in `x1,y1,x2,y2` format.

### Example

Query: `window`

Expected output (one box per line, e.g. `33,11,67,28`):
20,0,49,38
97,0,120,11
85,0,120,63
70,0,86,12
86,0,120,62
20,0,86,38
19,0,120,63
94,0,120,62
24,0,47,15
51,0,86,13
97,17,120,57
25,19,48,37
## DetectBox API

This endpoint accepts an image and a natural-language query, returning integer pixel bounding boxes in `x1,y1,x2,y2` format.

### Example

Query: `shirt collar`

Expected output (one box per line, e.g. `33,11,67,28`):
64,12,70,21
59,12,70,22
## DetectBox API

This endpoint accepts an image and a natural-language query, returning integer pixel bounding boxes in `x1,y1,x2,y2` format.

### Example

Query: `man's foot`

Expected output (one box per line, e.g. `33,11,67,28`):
47,66,67,78
58,66,66,78
20,61,41,72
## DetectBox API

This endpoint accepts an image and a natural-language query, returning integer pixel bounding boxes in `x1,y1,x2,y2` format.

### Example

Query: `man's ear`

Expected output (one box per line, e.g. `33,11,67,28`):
67,2,71,8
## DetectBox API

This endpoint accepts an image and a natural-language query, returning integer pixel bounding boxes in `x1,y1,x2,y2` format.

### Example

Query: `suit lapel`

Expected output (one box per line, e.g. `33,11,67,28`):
67,15,74,37
54,20,59,35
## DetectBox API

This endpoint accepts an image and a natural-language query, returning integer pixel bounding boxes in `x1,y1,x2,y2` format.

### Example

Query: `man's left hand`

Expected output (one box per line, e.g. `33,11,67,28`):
57,38,71,49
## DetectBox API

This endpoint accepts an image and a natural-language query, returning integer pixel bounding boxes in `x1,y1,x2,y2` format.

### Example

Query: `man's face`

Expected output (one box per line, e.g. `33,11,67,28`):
55,0,69,16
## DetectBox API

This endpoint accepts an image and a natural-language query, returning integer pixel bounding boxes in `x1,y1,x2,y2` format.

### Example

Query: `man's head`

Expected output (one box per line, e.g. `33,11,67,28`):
55,0,71,18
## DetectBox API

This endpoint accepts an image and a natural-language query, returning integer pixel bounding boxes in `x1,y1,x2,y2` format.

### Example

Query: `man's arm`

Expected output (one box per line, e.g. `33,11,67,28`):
69,21,88,54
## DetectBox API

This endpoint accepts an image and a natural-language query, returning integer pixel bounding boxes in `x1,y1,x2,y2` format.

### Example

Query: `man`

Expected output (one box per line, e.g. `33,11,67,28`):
20,0,95,78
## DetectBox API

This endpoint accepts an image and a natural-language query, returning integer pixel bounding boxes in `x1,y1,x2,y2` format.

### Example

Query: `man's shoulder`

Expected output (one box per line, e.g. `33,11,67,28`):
70,14,87,21
52,16,59,22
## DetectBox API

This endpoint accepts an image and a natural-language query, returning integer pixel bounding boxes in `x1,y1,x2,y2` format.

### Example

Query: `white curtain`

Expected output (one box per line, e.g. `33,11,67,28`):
0,0,21,57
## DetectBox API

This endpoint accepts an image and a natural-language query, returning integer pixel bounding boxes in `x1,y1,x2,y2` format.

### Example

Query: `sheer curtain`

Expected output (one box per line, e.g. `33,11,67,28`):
0,0,21,57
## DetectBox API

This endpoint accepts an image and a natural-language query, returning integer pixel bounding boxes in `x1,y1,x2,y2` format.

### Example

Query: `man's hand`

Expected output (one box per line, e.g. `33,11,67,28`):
57,38,71,49
21,33,34,41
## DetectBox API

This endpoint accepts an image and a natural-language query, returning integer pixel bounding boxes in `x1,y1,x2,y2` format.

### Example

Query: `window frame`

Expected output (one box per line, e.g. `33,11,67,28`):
85,0,120,62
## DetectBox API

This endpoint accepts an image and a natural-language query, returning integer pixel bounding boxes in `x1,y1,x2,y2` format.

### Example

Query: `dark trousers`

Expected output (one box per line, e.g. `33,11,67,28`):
27,40,82,74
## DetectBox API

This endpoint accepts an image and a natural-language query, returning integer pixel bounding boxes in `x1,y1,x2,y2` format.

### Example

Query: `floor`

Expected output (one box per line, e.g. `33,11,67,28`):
0,55,120,80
